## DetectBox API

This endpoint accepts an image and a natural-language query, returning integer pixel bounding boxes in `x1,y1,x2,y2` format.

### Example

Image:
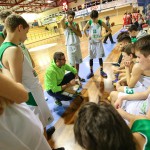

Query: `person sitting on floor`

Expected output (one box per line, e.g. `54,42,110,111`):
45,52,80,106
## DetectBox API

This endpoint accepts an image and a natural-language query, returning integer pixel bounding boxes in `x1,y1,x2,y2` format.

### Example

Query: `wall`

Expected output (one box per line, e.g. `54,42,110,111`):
21,13,38,23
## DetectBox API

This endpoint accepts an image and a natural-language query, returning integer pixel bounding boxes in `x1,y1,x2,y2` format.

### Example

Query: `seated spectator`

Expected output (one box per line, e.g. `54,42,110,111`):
45,52,80,106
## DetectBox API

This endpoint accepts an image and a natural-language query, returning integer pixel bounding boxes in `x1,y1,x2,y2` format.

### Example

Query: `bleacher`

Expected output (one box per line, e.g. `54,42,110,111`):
25,25,60,45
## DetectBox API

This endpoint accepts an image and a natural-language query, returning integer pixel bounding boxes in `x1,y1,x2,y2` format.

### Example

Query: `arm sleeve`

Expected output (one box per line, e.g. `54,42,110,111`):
45,70,62,93
98,20,102,26
65,64,77,74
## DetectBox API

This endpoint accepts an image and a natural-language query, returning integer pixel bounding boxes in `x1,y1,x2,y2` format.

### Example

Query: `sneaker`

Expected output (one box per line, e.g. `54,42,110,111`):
115,73,119,78
100,70,107,78
46,126,55,140
45,97,48,101
52,148,65,150
87,72,94,79
79,76,86,82
112,78,118,83
111,41,116,44
112,63,120,67
55,100,62,106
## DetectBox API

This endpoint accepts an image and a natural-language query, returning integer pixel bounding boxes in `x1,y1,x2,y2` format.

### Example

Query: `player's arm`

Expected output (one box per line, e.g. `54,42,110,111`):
83,21,90,37
60,15,67,29
127,63,143,88
120,87,150,101
0,73,28,103
69,23,82,37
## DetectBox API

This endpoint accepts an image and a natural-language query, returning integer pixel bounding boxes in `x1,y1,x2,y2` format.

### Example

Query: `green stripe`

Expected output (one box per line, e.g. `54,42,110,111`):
26,92,38,106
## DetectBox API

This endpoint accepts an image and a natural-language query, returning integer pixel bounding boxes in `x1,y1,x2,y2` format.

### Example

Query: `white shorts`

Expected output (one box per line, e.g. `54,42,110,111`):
118,93,150,116
88,41,105,59
124,85,147,94
67,45,82,66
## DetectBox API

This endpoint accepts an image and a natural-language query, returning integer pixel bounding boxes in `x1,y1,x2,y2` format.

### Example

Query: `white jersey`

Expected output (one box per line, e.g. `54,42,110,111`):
88,19,105,58
64,22,80,46
88,19,102,43
120,94,150,116
0,42,53,127
0,103,52,150
124,75,150,94
22,55,53,127
19,43,33,68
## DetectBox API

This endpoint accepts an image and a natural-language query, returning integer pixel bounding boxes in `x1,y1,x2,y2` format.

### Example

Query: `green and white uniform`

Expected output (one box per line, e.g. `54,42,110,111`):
123,75,150,94
120,94,150,118
88,19,105,59
64,22,82,66
0,103,52,150
0,32,5,69
131,119,150,150
0,42,53,128
19,43,33,67
0,31,5,40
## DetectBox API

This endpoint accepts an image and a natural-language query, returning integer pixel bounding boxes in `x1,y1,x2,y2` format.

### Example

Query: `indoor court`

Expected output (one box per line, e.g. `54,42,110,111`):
0,0,150,150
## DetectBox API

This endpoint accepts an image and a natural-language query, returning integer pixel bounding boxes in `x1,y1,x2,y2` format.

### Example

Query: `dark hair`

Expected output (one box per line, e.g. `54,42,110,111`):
90,10,98,19
0,10,12,20
118,34,131,43
128,24,138,32
74,102,136,150
53,52,64,63
121,44,136,58
5,14,29,32
67,10,75,17
106,16,110,20
134,35,150,57
117,31,129,40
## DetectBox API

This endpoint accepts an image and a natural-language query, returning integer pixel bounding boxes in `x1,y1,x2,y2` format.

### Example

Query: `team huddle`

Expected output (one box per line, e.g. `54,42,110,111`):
0,8,150,150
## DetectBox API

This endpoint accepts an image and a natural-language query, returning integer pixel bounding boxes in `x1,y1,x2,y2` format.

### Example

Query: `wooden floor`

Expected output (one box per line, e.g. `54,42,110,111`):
26,21,122,149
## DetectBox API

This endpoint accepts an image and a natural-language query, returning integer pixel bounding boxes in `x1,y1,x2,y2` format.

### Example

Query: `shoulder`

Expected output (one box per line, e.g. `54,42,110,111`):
132,63,142,72
74,22,79,27
4,46,23,58
98,19,102,25
65,22,68,27
88,20,92,25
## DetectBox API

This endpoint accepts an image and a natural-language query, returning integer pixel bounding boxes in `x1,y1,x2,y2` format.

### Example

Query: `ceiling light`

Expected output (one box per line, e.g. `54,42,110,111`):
47,0,53,3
